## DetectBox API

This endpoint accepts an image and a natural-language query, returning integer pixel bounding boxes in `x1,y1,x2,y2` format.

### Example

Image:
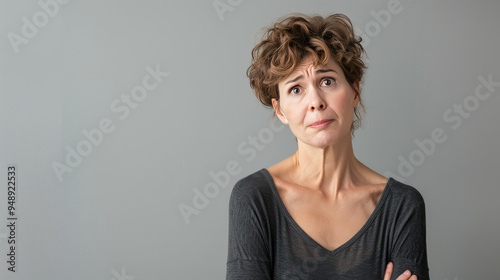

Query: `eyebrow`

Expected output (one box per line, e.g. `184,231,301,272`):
285,69,337,85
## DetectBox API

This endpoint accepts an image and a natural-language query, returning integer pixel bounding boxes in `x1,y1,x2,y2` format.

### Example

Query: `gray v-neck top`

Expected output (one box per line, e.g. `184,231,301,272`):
226,168,429,279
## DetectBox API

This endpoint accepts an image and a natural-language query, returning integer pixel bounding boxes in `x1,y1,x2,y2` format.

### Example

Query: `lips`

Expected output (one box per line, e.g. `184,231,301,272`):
309,119,334,127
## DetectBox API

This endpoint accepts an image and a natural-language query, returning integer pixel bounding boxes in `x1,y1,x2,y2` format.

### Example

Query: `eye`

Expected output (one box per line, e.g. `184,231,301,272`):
321,77,335,87
289,87,302,95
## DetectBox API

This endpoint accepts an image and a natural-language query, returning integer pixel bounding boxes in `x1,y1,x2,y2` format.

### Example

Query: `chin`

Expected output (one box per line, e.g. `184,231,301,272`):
306,130,350,148
307,135,338,149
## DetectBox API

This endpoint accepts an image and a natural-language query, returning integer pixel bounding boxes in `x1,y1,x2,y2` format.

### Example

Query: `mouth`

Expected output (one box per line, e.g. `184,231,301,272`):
309,119,334,128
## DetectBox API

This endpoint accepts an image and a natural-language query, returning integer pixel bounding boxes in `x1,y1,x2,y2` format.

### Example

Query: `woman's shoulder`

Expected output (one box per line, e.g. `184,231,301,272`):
228,168,280,219
231,168,274,201
387,177,426,206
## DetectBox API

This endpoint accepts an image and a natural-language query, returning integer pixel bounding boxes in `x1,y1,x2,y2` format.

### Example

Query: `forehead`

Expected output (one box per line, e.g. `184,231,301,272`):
280,56,343,84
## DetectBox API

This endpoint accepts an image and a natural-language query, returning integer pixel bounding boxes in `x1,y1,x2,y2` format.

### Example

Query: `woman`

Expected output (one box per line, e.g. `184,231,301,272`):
226,13,429,280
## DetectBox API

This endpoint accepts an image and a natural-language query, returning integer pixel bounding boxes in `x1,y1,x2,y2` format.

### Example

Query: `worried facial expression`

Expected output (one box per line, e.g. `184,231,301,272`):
272,57,360,148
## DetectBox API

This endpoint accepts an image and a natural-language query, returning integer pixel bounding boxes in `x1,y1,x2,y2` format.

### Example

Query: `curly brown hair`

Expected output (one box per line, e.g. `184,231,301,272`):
247,13,367,136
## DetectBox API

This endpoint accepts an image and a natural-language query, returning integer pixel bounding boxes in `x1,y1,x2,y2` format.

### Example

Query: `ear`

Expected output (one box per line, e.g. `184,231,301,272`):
272,98,288,125
352,80,360,108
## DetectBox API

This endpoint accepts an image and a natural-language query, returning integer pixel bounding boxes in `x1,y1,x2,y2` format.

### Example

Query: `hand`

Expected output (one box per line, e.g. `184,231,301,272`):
383,262,417,280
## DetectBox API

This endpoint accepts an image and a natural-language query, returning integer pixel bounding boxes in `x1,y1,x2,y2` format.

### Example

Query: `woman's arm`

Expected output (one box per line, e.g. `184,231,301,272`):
226,185,272,280
384,262,418,280
390,199,430,280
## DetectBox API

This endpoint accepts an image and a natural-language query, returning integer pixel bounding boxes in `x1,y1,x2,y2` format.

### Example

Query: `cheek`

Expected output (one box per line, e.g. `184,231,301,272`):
282,100,307,120
286,110,306,126
330,94,352,112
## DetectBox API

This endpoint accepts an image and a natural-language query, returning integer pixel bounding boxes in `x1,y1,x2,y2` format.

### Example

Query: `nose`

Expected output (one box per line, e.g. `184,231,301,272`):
309,87,326,111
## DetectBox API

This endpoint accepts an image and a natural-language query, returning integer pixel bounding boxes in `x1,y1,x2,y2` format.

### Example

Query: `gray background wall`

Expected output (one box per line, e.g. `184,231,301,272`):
1,0,499,279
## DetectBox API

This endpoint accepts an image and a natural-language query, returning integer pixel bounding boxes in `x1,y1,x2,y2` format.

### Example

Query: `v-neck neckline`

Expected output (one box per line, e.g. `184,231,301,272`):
260,168,393,256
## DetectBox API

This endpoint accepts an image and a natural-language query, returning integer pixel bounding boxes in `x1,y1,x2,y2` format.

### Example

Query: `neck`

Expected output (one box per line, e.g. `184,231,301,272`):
291,133,365,199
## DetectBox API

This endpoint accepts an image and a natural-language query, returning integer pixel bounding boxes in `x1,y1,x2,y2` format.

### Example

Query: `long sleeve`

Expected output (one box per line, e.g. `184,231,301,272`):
226,184,272,280
390,198,430,280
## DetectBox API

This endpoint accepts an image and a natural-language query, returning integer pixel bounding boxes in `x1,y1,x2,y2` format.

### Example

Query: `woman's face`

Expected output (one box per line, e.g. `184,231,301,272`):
273,56,359,149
